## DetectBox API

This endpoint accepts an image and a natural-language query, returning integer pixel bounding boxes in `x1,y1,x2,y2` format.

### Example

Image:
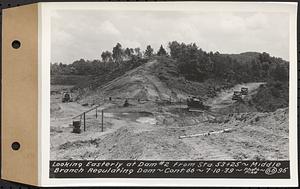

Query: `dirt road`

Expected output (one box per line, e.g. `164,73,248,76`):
207,82,265,111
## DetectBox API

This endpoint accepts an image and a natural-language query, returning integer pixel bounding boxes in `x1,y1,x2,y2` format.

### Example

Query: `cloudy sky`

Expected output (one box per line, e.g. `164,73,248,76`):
51,10,289,64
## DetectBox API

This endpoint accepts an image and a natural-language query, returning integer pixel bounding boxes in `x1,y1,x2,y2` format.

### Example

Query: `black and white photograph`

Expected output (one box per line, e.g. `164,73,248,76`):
50,6,291,162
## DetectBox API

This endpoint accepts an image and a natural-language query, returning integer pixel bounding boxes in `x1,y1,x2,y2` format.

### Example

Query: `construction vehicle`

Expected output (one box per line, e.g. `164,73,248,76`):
187,96,209,111
241,87,248,95
62,92,72,103
232,91,242,101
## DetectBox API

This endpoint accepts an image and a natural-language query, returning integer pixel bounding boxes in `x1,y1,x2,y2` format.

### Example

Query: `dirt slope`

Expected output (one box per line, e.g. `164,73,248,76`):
80,58,265,109
81,60,189,104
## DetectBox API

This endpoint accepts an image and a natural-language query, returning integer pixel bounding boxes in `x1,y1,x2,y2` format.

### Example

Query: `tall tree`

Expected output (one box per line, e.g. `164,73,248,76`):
144,45,154,58
134,47,142,58
112,43,123,62
157,45,167,56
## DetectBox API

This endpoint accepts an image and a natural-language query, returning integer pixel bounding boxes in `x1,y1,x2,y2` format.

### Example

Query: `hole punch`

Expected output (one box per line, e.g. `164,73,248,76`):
11,142,20,150
12,40,21,49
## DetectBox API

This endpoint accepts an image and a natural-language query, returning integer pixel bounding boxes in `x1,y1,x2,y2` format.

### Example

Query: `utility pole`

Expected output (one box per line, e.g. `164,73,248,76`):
83,112,86,132
101,110,104,132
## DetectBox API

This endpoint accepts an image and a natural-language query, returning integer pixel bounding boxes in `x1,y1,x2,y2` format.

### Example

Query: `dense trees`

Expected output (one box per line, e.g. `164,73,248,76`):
52,43,147,76
168,41,288,83
101,51,112,62
52,43,172,76
169,42,214,81
52,41,289,86
270,63,289,82
252,80,289,112
51,41,289,111
124,48,134,60
168,41,181,59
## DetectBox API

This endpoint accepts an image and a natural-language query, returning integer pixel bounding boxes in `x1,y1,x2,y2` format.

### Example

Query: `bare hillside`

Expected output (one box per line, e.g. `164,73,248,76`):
81,60,190,104
78,58,238,106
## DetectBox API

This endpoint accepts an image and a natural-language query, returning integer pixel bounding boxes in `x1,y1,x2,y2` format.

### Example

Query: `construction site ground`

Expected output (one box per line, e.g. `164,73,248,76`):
50,83,288,161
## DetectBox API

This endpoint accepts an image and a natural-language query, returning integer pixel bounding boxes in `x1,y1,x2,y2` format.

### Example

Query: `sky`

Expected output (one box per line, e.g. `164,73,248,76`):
51,10,289,64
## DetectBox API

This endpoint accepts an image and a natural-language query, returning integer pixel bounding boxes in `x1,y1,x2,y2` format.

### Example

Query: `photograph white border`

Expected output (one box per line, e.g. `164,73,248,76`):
38,2,298,187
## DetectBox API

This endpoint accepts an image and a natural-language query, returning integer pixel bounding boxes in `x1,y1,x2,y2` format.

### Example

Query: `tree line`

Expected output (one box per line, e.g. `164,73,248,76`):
51,43,167,75
51,41,289,85
168,41,288,83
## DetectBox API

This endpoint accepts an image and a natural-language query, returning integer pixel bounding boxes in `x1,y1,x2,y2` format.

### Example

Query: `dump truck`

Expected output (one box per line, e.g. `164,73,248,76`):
241,87,248,95
62,92,72,103
232,91,242,101
187,96,209,111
